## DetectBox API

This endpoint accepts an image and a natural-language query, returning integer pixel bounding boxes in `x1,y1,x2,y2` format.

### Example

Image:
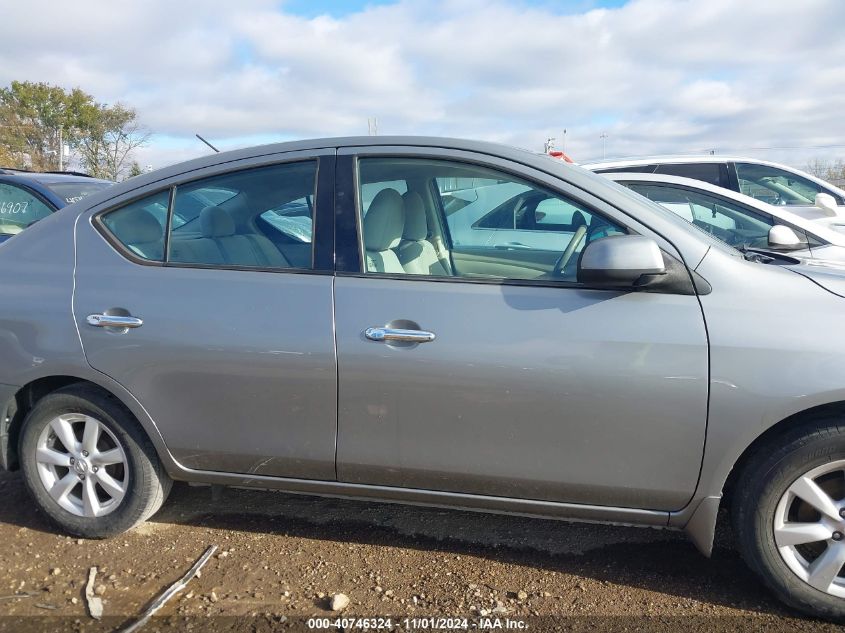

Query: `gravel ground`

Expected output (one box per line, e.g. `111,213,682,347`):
0,469,842,632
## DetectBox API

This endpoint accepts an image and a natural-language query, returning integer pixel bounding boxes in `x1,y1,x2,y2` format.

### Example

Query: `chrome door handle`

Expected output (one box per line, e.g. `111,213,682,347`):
86,314,144,328
365,327,436,343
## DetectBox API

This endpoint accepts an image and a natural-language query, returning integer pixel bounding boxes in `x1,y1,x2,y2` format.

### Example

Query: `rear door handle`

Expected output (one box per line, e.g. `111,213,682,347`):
365,327,435,343
86,314,144,329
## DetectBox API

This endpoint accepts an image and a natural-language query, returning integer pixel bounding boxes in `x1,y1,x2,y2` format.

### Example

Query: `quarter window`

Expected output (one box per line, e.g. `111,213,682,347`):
101,191,169,261
0,183,53,236
357,158,625,282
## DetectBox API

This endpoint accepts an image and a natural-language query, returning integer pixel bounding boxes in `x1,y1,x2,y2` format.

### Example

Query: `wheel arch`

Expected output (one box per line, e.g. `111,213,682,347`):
679,400,845,557
0,373,178,475
721,401,845,509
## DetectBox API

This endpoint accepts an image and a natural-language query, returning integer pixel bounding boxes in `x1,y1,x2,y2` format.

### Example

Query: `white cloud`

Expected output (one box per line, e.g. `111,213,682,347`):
1,0,843,169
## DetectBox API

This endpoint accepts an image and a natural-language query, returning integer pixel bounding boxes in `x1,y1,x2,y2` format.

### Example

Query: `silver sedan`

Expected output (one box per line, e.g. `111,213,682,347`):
2,137,845,621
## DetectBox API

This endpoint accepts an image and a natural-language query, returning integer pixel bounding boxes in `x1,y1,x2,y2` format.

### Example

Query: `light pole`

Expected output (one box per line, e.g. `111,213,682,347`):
600,132,608,159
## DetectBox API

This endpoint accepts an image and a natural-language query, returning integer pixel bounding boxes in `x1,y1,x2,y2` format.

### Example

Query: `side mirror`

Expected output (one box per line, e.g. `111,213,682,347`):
768,225,805,251
577,235,666,286
815,193,839,217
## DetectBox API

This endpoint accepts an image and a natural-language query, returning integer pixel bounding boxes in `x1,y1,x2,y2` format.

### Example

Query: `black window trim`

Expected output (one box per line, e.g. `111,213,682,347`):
92,156,334,275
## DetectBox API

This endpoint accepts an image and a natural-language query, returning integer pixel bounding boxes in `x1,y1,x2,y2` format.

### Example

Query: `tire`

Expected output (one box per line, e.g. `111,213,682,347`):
18,384,172,538
732,419,845,622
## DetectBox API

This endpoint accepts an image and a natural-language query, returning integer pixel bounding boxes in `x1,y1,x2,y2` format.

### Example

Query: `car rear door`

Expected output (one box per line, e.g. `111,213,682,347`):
333,146,709,511
72,149,338,479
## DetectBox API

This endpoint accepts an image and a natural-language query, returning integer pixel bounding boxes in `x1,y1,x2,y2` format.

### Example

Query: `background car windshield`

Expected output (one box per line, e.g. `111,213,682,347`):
45,181,112,205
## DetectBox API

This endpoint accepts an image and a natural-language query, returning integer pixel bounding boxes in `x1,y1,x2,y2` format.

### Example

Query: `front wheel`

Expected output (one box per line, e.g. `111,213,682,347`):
19,384,171,538
733,420,845,621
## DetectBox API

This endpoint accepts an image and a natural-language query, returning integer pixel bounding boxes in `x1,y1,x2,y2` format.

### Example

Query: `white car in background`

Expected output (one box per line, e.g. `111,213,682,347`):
601,172,845,262
584,155,845,228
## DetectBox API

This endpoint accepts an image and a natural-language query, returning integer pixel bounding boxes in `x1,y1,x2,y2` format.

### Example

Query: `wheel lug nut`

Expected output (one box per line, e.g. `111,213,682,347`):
833,531,843,542
81,450,89,457
840,508,845,519
79,474,85,480
69,457,75,464
92,466,98,472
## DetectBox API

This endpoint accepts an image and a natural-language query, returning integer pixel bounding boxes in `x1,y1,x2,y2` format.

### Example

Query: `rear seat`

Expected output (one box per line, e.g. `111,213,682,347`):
170,206,290,268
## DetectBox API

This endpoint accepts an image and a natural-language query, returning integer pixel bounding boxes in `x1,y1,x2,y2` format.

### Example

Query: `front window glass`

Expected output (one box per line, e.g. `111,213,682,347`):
735,163,827,206
0,183,54,235
357,157,625,282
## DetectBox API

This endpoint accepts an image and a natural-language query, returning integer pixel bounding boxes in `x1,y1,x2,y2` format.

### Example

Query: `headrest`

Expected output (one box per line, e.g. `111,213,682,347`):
364,189,404,251
200,205,235,238
402,192,428,241
108,208,162,244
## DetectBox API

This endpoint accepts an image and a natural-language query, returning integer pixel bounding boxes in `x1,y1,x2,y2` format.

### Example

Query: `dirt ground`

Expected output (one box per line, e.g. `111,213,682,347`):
0,469,843,632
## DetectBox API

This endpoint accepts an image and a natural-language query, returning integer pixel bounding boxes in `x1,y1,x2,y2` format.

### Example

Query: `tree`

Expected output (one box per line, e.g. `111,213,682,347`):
805,158,845,184
125,161,143,180
0,81,91,170
0,81,151,179
75,102,150,181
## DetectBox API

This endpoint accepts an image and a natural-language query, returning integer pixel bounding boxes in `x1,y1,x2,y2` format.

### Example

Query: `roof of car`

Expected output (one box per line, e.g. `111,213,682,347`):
0,168,110,185
583,154,787,168
83,136,576,204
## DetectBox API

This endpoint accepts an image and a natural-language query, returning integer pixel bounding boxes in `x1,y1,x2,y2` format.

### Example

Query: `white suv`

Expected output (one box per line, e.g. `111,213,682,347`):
584,155,845,217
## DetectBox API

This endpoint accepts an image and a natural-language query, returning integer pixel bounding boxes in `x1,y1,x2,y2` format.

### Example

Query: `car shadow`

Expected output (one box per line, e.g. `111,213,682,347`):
0,471,793,620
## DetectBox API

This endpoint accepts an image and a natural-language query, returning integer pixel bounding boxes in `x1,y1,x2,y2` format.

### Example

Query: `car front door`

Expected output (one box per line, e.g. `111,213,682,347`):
333,148,709,511
73,150,338,479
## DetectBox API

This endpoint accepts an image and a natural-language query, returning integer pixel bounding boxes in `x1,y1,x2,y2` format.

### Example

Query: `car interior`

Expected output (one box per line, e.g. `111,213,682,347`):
102,162,317,269
357,158,625,283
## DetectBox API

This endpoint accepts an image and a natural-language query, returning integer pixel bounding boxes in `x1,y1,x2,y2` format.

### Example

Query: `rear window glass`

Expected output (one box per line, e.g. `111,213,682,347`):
653,163,726,187
45,181,112,206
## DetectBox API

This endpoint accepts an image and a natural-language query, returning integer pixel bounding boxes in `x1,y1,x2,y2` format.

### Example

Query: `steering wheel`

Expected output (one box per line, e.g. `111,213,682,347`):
553,224,587,276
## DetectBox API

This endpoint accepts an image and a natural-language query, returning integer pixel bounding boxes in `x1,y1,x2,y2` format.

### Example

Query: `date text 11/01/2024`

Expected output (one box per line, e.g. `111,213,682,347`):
307,617,529,630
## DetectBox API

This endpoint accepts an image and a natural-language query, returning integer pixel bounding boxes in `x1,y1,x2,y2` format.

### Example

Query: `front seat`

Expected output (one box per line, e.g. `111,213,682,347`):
364,189,405,273
398,192,449,276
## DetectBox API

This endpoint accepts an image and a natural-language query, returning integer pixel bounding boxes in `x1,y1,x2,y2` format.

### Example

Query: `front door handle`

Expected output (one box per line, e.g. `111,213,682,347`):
365,327,435,343
86,314,144,329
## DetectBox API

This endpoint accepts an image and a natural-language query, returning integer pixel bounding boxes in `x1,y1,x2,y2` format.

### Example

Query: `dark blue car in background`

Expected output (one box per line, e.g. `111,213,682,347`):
0,169,112,243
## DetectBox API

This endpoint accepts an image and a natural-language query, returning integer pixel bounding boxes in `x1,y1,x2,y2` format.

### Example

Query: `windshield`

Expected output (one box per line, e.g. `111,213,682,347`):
605,176,743,257
45,181,112,206
734,163,836,206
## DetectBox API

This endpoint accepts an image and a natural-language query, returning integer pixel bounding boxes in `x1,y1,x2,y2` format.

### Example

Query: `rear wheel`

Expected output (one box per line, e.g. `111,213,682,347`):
19,384,171,538
733,420,845,621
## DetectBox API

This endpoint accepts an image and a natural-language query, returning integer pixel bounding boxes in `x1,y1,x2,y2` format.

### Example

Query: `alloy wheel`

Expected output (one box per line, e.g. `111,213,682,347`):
35,413,128,518
774,459,845,598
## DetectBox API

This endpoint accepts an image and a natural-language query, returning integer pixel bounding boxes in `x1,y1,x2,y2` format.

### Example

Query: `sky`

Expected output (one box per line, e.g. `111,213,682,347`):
1,0,843,171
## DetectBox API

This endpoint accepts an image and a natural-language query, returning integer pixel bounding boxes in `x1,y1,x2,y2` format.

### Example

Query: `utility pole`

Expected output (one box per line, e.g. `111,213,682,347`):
367,117,378,136
58,127,63,171
600,132,608,159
